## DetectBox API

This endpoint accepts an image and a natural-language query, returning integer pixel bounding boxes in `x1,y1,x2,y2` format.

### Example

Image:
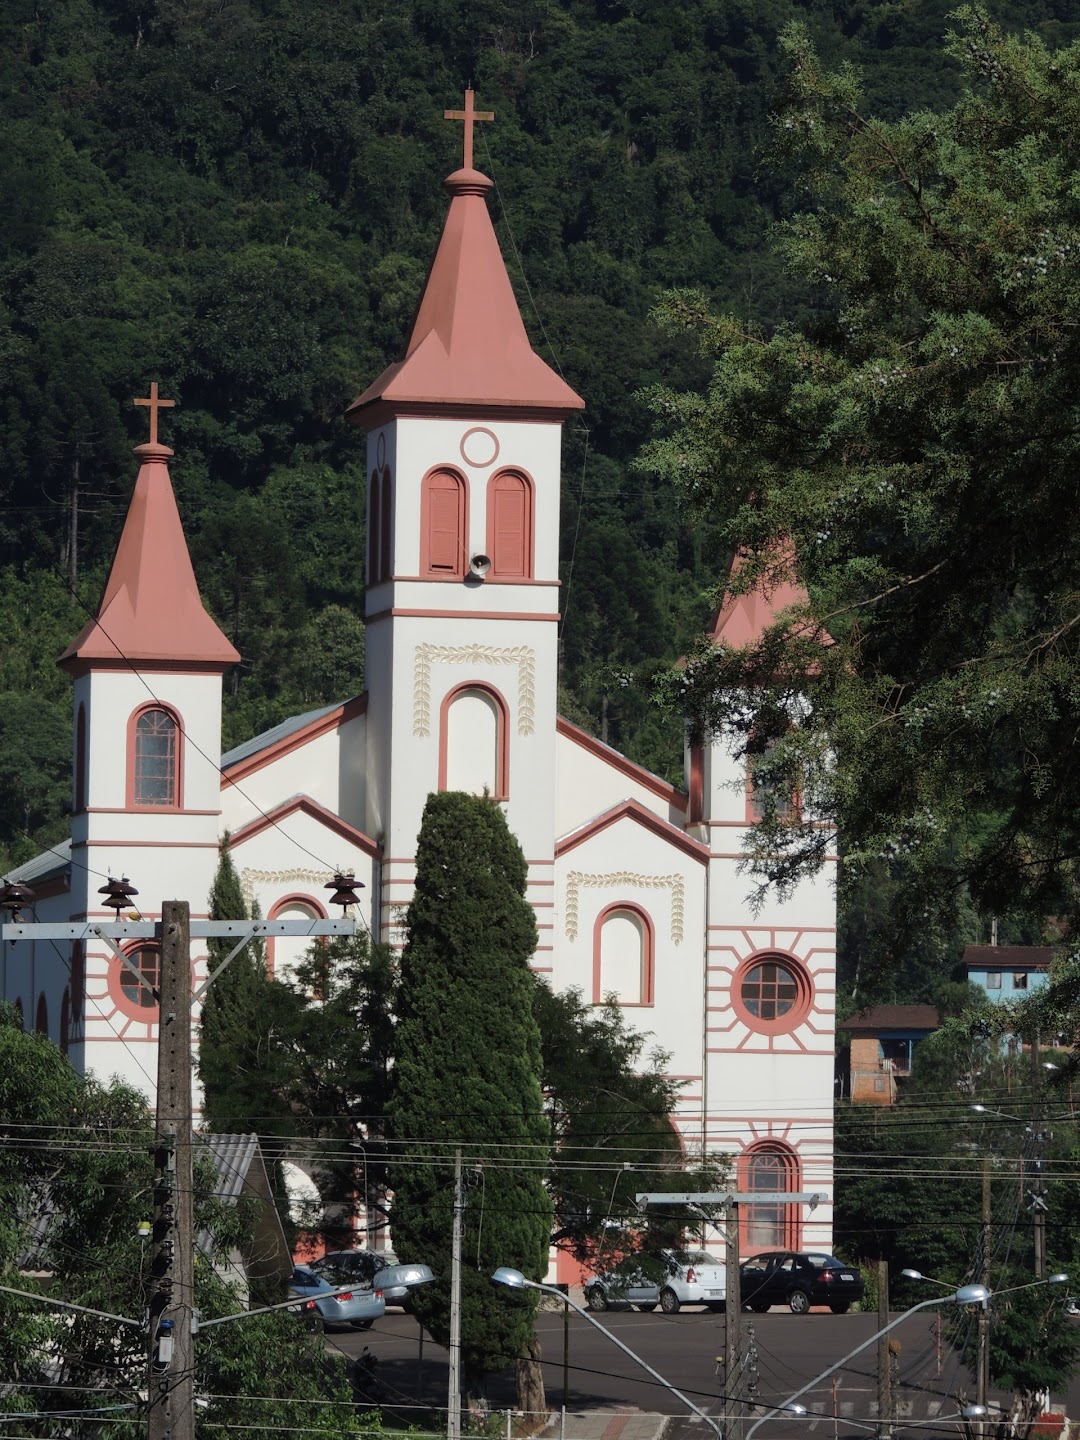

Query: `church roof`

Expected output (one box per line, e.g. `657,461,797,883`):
221,702,343,769
708,546,817,649
59,441,240,673
346,167,584,424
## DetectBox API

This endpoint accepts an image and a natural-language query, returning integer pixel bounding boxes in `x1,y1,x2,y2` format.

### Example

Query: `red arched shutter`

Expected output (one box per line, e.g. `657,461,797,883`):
489,471,532,578
424,470,465,575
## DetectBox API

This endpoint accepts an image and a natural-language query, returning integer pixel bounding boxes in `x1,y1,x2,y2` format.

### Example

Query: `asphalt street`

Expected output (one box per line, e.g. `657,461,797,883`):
325,1302,1080,1437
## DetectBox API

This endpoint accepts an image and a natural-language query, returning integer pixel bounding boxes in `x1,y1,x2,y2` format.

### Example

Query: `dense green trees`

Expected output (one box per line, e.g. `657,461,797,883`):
643,10,1080,991
387,792,551,1405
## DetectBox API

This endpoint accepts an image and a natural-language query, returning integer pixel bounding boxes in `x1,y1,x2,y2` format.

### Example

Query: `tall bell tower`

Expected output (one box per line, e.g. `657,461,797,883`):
345,92,584,949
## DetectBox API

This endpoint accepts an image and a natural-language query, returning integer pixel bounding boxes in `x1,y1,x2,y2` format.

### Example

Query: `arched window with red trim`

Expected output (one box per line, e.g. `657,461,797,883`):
127,706,181,808
740,1141,800,1252
487,469,534,579
75,703,87,813
439,684,509,799
379,466,393,581
368,468,382,583
592,904,655,1006
267,894,328,985
421,468,466,577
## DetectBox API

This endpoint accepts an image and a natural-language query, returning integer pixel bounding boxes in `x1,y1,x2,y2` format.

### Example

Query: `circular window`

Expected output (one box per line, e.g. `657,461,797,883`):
732,953,812,1034
106,943,161,1020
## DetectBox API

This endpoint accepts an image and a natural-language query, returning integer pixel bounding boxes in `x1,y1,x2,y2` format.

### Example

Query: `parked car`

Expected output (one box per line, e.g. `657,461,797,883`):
311,1249,434,1308
288,1264,386,1331
584,1250,727,1314
739,1251,864,1314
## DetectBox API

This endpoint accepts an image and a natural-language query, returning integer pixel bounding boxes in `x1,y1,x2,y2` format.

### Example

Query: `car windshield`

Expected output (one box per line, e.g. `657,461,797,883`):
806,1254,844,1268
686,1253,721,1265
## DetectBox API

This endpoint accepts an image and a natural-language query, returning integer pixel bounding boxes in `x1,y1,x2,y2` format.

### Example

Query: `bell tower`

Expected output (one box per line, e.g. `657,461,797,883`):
345,91,584,949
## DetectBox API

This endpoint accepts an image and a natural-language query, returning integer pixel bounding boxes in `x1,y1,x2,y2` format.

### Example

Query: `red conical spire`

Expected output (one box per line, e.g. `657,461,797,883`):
708,544,827,649
347,94,583,426
59,388,239,674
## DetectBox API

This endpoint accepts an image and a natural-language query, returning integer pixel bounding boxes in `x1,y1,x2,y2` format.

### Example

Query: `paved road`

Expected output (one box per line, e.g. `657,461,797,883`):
327,1303,1078,1438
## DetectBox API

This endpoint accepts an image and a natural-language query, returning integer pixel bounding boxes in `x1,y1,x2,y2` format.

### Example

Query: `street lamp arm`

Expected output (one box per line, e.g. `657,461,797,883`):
0,1280,141,1328
744,1295,953,1440
492,1271,721,1436
198,1282,375,1330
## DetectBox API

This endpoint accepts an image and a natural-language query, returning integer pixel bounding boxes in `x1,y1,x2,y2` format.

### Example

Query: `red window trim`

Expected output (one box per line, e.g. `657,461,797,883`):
486,468,535,579
126,704,183,811
438,683,510,799
420,466,468,578
731,950,813,1036
107,942,161,1021
738,1140,802,1255
266,893,328,980
592,902,655,1007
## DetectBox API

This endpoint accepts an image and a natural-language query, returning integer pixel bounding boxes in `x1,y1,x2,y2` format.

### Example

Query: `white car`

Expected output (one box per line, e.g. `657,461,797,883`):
584,1249,727,1314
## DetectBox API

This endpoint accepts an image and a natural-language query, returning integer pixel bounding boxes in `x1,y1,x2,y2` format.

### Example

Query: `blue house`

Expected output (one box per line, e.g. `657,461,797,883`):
961,945,1057,1002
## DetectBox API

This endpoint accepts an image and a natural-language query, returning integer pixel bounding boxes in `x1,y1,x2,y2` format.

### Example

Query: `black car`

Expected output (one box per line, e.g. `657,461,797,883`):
739,1251,864,1314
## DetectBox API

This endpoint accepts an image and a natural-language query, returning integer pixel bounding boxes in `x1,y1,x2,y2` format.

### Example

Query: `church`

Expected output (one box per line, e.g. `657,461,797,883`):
2,97,836,1272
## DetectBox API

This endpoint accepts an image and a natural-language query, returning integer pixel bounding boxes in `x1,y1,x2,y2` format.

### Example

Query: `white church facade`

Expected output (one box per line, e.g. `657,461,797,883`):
2,117,836,1273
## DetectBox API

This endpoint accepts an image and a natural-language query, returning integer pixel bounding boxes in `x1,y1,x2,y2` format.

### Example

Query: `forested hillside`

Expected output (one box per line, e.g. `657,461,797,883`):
3,0,1078,989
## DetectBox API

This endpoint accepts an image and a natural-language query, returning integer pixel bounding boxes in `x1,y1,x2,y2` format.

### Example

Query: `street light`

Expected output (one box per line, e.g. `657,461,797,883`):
491,1267,722,1437
744,1284,990,1440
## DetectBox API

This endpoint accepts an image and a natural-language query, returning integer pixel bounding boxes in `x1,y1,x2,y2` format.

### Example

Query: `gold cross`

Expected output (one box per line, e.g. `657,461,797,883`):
133,381,176,446
444,88,494,171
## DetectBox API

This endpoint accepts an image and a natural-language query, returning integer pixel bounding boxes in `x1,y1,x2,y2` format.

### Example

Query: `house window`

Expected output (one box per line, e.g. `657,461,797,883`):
1013,973,1028,990
986,971,1002,990
120,945,159,1009
732,952,813,1035
487,470,534,578
741,1142,799,1250
130,707,179,807
439,685,509,798
747,737,798,823
421,468,466,577
592,905,655,1006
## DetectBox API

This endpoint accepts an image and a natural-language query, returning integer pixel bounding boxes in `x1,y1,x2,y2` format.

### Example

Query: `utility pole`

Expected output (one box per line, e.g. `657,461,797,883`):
977,1157,991,1438
448,1147,464,1440
877,1261,892,1440
1030,1037,1047,1281
148,901,195,1440
725,1202,742,1440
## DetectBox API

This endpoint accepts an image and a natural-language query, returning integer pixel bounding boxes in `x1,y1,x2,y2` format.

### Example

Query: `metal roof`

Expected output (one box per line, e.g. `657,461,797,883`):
220,702,343,769
7,839,71,885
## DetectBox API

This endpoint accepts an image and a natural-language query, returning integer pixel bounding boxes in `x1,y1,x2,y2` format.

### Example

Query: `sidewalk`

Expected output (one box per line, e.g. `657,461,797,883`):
537,1409,672,1440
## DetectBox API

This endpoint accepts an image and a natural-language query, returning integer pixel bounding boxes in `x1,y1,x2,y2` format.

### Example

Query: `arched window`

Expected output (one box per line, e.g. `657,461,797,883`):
378,467,393,581
120,945,159,1009
267,895,327,985
487,469,534,579
421,468,466,577
740,1142,800,1251
75,703,87,813
439,685,509,799
732,952,812,1035
36,993,48,1037
13,998,23,1029
60,988,70,1056
746,735,799,823
71,941,85,1026
368,468,382,584
128,706,180,808
592,904,655,1006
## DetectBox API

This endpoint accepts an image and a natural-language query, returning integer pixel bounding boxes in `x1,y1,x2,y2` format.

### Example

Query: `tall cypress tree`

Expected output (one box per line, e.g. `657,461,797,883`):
387,792,552,1405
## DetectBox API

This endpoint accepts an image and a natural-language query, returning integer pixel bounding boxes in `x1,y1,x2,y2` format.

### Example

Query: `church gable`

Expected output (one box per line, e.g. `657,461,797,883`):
555,718,688,837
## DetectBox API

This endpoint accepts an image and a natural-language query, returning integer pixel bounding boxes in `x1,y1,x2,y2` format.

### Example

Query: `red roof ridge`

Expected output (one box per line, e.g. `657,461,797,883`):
59,443,239,673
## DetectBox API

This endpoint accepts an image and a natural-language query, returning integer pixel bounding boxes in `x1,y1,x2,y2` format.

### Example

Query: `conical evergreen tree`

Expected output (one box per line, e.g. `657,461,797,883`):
387,792,552,1404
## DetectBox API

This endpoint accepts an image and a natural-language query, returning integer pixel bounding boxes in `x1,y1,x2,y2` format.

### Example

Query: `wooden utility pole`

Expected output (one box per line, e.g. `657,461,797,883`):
148,901,195,1440
448,1147,464,1440
725,1203,742,1440
977,1157,991,1438
877,1261,892,1439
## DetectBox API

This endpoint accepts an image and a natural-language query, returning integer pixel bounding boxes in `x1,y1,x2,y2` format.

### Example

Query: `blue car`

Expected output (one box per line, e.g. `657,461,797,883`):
288,1264,385,1331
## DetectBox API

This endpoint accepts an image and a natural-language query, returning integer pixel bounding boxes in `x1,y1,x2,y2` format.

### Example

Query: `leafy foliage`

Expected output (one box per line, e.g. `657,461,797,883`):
642,11,1080,981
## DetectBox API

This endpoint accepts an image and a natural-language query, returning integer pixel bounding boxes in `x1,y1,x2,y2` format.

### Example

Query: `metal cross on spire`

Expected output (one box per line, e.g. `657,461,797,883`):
134,381,176,447
444,88,494,171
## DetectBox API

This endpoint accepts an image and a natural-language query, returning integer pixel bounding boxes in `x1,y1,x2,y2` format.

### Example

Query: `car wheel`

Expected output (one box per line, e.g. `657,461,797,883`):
789,1289,811,1315
829,1303,850,1315
586,1287,609,1313
351,1318,375,1329
751,1302,771,1313
659,1288,681,1315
